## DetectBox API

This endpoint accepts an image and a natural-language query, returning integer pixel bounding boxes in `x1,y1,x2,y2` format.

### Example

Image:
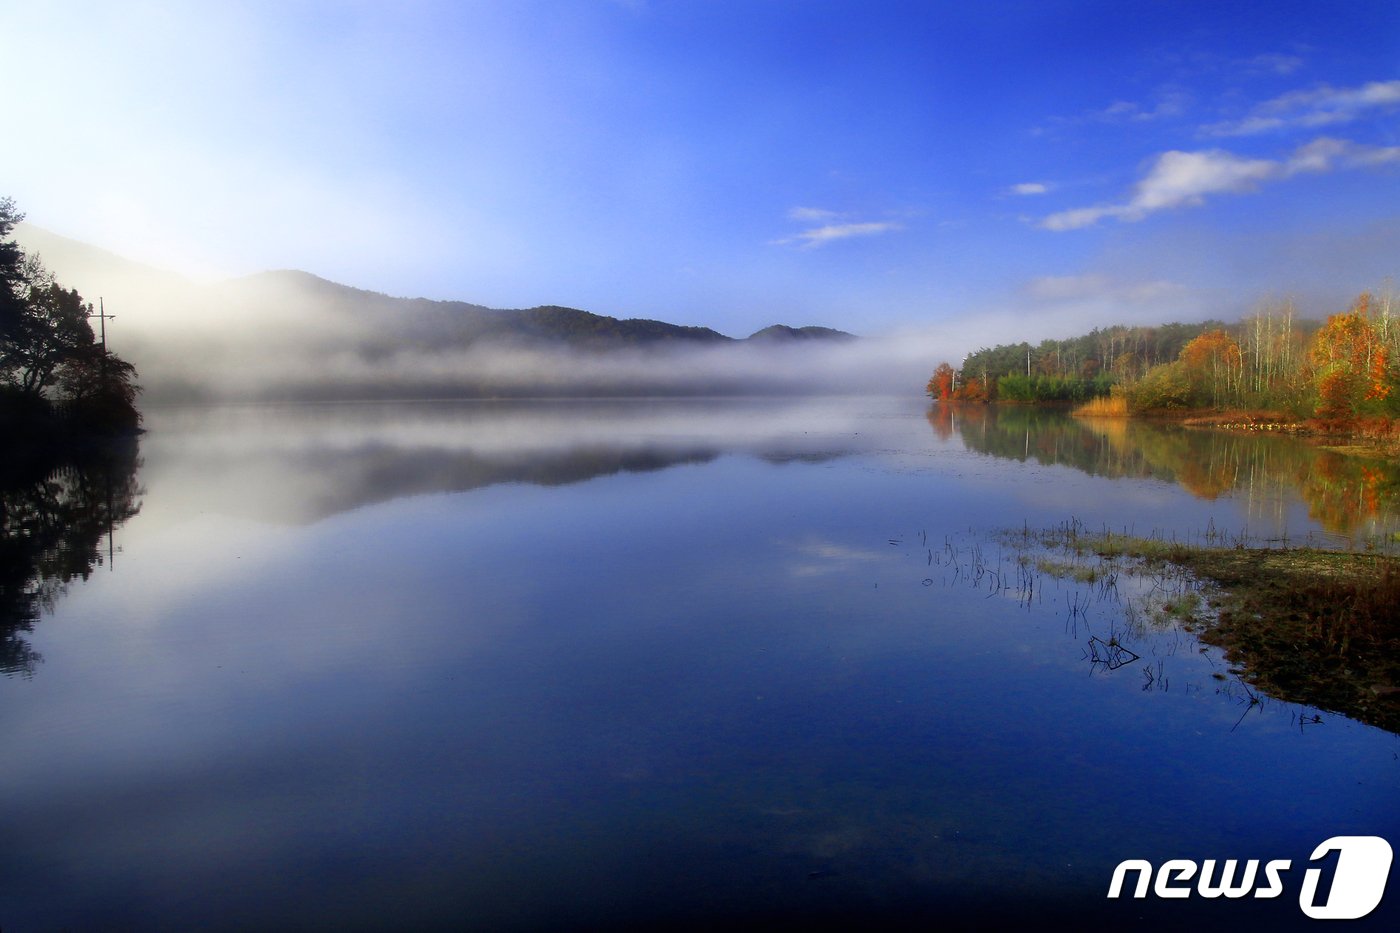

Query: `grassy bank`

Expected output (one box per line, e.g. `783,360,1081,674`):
1069,397,1400,455
1016,523,1400,734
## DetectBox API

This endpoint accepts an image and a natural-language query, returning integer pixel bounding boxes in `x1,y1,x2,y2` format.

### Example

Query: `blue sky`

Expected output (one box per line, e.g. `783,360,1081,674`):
4,0,1399,341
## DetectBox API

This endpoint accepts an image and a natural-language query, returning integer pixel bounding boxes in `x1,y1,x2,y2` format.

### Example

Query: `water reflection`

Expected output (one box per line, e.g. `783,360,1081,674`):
137,398,872,525
3,399,1397,931
929,403,1400,538
0,442,142,675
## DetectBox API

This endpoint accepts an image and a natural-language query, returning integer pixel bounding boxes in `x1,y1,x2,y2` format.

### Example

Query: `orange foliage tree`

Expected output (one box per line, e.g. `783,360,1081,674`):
954,375,990,402
1178,329,1243,408
926,362,956,400
1308,293,1390,425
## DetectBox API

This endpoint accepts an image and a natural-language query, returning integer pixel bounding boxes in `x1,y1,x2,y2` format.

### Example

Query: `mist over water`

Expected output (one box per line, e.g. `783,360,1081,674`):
2,397,1398,930
16,224,960,401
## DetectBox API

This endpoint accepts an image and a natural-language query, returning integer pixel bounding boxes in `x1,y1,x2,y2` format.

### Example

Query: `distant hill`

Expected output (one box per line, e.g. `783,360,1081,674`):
16,227,853,350
223,269,852,352
13,226,862,399
748,324,857,342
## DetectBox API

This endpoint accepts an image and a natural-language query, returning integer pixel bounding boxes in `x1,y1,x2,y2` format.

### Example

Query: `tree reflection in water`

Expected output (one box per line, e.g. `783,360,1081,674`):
928,403,1400,537
0,442,142,675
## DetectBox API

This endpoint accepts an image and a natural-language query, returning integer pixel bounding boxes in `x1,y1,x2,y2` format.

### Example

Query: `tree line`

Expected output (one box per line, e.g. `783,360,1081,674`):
927,292,1399,427
1,197,141,437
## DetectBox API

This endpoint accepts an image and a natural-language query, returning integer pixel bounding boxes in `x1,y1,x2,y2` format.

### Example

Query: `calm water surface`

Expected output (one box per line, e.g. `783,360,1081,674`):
3,397,1398,930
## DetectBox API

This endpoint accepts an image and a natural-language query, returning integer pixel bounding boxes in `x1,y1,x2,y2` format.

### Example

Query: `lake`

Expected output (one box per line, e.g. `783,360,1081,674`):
3,397,1397,930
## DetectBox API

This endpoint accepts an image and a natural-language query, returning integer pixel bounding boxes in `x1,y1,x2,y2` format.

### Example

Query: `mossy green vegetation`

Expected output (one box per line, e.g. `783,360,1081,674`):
1015,521,1400,733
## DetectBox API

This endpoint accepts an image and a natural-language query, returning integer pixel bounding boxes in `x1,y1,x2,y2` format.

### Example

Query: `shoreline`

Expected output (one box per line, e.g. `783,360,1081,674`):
944,396,1400,457
930,395,1400,454
1012,524,1400,735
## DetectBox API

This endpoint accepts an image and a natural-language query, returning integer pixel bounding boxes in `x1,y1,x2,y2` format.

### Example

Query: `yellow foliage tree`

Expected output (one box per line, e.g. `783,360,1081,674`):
1178,329,1243,407
1308,293,1390,425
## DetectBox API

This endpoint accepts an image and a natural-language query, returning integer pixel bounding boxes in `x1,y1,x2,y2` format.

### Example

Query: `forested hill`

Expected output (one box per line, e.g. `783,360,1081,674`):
14,225,862,400
747,324,858,342
233,270,748,351
15,228,855,352
930,293,1400,426
958,320,1255,383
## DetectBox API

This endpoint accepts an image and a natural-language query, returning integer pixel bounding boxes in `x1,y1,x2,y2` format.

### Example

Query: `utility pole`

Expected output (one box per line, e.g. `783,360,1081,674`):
89,297,115,376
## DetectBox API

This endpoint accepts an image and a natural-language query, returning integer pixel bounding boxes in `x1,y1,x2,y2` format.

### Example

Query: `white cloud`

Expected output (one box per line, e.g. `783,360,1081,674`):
1041,143,1283,231
773,210,904,249
775,206,904,247
1034,90,1189,135
1040,137,1399,231
1009,182,1049,196
1201,79,1400,136
790,222,902,248
1343,142,1400,167
1039,205,1123,232
787,206,839,222
1242,53,1304,76
1129,149,1279,212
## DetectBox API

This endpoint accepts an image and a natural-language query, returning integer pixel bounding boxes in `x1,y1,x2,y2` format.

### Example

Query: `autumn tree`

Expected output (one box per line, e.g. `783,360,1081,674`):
954,374,990,402
1178,329,1243,408
1308,293,1390,425
926,362,956,400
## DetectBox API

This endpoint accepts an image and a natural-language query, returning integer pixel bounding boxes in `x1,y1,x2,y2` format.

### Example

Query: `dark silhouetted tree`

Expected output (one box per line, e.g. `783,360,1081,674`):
55,345,142,432
4,257,95,395
0,197,26,350
0,196,141,433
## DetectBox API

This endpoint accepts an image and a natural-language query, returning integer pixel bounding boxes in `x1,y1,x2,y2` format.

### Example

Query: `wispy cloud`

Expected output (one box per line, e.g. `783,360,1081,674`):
774,209,903,248
1042,149,1276,230
1041,137,1400,231
1033,90,1189,136
787,206,839,222
1201,79,1400,136
1241,52,1305,76
791,221,902,247
1009,182,1049,196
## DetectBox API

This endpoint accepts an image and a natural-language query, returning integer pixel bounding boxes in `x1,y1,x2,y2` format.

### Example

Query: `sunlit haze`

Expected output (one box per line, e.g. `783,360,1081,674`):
4,1,1399,358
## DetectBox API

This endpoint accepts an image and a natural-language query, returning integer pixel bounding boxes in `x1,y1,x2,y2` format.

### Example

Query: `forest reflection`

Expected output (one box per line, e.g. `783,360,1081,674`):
0,443,142,675
136,400,866,526
928,403,1400,537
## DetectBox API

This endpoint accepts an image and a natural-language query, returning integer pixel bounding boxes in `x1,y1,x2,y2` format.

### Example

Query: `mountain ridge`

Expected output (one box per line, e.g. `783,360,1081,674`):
12,224,865,400
15,227,856,348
